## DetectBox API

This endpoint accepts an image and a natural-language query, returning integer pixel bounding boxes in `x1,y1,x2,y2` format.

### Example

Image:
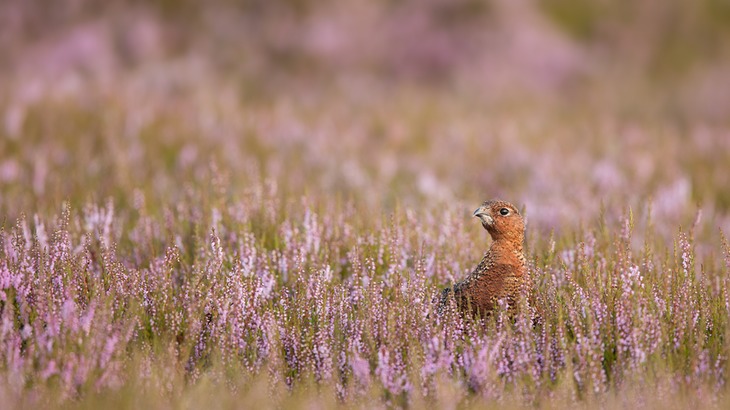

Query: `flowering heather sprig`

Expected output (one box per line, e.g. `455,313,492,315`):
680,232,693,278
375,345,412,398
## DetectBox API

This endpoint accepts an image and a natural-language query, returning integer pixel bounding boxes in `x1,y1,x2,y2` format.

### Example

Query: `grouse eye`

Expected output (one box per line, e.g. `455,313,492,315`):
499,208,510,216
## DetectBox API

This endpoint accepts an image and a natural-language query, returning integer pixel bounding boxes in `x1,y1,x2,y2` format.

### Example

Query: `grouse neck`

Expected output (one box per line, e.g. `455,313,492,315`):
490,236,524,253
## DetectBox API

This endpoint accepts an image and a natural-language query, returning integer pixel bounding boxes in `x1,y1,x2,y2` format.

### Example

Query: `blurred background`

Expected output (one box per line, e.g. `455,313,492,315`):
1,0,730,234
3,0,730,109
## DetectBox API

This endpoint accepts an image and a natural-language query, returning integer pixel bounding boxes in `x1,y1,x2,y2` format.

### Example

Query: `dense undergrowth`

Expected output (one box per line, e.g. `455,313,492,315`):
1,168,730,408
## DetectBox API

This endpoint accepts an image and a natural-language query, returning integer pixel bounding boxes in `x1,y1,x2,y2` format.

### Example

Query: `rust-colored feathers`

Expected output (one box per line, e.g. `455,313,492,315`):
439,200,530,316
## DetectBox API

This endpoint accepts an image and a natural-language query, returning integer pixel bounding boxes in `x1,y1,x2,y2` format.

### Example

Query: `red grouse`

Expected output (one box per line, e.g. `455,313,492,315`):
439,200,529,316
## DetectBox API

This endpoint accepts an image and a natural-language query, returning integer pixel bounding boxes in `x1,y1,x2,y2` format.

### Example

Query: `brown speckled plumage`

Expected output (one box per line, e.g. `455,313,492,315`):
439,200,529,316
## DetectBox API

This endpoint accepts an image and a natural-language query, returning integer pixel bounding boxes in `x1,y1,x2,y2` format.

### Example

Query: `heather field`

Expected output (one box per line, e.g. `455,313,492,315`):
2,1,730,409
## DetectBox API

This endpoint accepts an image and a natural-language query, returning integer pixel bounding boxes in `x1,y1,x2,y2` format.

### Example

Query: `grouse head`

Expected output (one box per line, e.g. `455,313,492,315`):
473,200,525,242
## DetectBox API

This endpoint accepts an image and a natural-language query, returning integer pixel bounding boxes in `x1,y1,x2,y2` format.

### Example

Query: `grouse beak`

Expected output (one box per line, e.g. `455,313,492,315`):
473,207,493,225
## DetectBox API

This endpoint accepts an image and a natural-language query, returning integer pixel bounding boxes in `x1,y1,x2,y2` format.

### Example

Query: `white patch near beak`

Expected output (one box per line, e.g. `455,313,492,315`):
473,208,494,225
480,214,494,225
